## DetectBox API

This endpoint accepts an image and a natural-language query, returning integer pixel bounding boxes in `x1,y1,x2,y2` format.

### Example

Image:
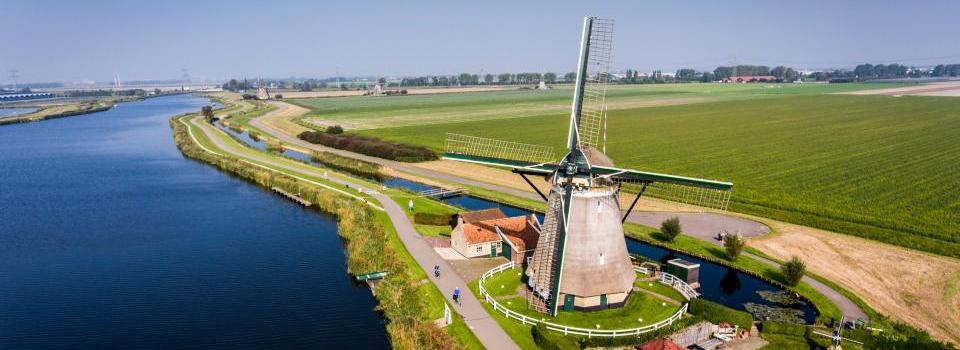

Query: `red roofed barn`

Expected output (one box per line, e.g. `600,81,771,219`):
451,209,541,265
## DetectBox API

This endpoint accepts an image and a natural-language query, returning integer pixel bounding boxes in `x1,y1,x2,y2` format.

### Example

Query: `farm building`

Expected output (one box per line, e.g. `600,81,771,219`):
450,209,541,265
0,92,54,102
720,75,778,83
666,259,701,289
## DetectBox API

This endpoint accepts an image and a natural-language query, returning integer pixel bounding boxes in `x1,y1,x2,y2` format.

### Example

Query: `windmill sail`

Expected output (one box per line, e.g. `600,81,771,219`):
575,17,613,151
444,133,556,166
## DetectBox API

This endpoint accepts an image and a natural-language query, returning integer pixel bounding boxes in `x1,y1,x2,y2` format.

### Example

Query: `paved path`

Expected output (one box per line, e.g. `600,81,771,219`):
187,115,519,349
250,101,869,322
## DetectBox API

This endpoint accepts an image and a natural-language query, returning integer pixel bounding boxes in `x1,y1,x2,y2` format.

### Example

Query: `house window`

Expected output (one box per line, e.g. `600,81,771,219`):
476,245,483,253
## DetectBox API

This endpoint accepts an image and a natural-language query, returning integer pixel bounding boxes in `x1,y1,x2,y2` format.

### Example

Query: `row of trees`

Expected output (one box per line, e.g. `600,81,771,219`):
621,65,801,84
224,61,960,92
398,72,571,87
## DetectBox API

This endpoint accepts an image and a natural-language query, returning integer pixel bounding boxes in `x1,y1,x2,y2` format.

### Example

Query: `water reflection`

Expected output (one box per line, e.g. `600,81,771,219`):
719,269,742,295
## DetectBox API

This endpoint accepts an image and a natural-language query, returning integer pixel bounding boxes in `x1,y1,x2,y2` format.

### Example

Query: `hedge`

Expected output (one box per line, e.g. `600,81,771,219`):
414,212,453,226
761,321,806,336
298,130,437,162
309,151,383,181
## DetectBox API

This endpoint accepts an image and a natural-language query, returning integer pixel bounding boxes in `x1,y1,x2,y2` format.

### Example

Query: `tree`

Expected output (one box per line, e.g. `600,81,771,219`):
497,73,512,84
201,105,214,122
701,71,716,82
563,72,576,82
325,125,344,134
274,94,283,100
154,88,161,95
723,231,745,261
784,68,799,81
484,74,494,84
659,216,682,242
714,66,734,79
458,73,473,85
543,72,557,83
781,256,806,286
676,68,697,81
771,66,788,80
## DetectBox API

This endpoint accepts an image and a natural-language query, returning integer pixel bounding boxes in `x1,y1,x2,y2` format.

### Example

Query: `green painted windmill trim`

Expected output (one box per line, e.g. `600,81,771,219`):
548,181,574,316
592,165,734,191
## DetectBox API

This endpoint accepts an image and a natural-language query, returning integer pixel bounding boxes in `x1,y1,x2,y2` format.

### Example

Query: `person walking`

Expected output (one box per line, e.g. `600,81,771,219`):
408,199,414,211
434,264,440,278
453,286,461,306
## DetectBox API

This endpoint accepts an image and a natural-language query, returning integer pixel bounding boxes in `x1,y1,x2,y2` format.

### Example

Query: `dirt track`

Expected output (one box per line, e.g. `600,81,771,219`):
843,81,960,96
750,224,960,345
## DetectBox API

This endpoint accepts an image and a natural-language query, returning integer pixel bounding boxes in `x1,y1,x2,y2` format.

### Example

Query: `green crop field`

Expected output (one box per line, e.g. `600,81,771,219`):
288,83,903,130
291,83,960,258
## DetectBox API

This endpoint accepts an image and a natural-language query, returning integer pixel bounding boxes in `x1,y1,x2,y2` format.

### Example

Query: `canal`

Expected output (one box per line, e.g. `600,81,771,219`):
0,95,389,348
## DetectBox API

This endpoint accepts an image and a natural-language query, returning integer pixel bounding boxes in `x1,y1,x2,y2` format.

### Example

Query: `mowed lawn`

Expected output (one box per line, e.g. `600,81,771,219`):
360,94,960,257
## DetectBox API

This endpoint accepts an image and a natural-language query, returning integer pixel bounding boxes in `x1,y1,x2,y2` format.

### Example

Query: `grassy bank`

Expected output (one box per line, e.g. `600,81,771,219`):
0,100,113,125
171,114,481,349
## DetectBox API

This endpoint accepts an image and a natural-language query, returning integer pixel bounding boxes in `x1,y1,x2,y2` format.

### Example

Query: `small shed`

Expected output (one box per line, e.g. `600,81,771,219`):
666,258,700,286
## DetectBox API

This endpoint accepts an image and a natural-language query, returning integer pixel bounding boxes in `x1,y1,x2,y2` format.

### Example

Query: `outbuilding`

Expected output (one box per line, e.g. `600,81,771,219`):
450,209,540,265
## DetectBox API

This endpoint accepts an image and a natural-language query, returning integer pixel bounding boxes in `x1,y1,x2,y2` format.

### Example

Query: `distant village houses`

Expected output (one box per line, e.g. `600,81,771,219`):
719,75,778,83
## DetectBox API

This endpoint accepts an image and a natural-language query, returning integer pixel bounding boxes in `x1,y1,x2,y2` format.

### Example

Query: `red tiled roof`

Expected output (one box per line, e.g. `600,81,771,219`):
461,223,501,245
638,338,683,350
458,208,507,224
460,214,540,249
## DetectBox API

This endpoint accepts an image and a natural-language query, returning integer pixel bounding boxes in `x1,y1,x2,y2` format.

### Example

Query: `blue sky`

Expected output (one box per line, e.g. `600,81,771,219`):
3,0,959,82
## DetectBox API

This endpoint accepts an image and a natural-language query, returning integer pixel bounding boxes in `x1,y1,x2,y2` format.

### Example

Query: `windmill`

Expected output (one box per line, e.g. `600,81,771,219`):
812,316,865,350
442,17,733,316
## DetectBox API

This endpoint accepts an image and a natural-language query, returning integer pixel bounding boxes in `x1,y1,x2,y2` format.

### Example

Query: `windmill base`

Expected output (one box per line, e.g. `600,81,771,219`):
553,291,631,312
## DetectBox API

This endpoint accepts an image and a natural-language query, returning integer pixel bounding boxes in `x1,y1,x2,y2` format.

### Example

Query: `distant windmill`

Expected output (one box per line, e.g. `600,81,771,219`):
812,316,865,350
442,17,733,315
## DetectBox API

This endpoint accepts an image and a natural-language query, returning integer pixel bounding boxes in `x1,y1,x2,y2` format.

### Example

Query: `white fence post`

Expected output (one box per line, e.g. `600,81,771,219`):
444,302,452,326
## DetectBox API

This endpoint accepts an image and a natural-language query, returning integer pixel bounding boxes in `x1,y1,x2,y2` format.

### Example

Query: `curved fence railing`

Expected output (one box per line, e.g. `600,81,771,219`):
479,261,696,338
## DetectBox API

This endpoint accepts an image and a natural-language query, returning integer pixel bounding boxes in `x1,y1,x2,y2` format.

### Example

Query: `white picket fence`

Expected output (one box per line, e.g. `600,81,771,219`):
479,261,695,338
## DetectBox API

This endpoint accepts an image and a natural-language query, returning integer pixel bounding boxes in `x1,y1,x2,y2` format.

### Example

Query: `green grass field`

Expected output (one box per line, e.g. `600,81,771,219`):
288,83,903,129
321,86,959,258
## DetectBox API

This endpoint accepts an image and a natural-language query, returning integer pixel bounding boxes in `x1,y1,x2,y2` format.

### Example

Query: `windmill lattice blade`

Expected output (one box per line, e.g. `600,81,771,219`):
578,17,614,150
444,133,557,164
843,337,865,345
620,181,732,212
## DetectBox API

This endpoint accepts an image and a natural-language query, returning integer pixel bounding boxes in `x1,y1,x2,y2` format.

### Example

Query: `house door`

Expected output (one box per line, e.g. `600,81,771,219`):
490,243,498,257
600,294,608,308
563,294,575,311
502,243,512,261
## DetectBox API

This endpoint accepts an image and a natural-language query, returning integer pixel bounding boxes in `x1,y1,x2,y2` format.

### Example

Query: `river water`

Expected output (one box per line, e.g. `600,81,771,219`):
0,95,389,348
